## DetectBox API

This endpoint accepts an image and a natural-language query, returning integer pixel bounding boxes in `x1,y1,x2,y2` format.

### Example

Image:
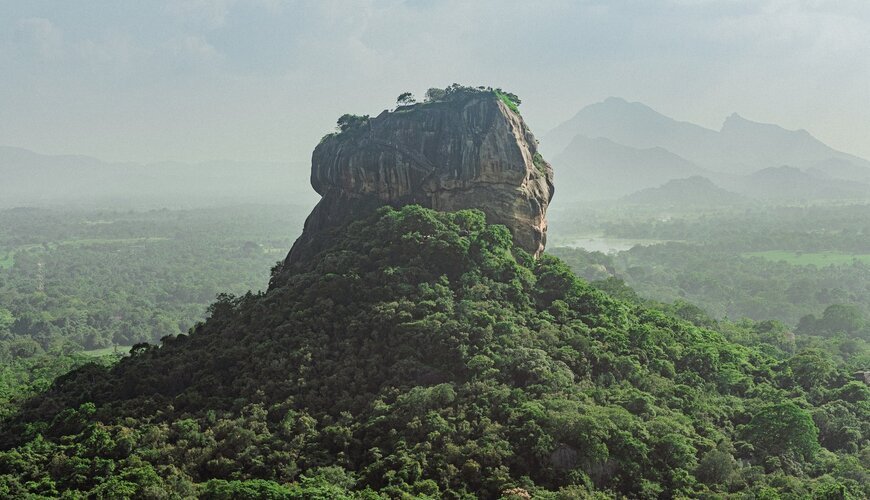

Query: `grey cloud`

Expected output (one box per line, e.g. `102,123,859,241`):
0,0,868,163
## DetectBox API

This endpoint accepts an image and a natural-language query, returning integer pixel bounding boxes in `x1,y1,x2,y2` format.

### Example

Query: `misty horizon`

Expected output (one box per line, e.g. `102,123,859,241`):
3,94,868,166
2,1,869,164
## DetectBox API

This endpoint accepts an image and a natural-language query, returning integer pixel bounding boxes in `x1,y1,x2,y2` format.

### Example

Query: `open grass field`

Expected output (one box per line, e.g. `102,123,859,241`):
744,250,870,266
81,345,132,357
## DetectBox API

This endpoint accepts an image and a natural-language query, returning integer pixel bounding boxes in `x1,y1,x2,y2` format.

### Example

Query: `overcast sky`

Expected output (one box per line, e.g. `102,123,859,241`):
2,0,869,164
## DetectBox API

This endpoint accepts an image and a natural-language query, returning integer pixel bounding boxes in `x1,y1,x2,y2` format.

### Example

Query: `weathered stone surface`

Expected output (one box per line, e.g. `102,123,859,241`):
285,89,554,266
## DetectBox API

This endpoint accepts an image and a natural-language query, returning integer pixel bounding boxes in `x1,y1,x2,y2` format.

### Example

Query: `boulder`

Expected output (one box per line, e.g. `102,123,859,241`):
285,88,554,266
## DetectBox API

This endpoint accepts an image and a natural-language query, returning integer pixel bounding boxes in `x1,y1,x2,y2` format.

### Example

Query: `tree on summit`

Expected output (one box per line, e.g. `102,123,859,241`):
335,113,369,132
396,92,415,106
424,87,446,102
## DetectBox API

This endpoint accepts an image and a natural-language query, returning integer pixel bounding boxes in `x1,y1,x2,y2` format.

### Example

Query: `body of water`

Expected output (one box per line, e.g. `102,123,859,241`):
554,236,669,254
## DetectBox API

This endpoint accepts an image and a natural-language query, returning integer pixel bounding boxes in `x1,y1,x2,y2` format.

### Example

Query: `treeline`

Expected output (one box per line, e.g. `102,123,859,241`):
550,243,870,327
598,204,870,253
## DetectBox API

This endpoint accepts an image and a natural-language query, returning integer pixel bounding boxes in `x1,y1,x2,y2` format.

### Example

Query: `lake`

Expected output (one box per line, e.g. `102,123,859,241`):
552,236,669,254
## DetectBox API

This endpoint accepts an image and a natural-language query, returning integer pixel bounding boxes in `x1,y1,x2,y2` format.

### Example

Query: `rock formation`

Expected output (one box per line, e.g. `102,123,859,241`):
284,87,555,267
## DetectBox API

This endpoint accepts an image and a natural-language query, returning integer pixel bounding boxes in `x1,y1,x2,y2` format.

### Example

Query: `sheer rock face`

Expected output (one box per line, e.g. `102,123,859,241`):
285,91,555,267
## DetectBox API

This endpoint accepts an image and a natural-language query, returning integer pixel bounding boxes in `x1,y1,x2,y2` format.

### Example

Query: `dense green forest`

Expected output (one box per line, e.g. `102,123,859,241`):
595,205,870,253
0,206,306,424
1,206,867,498
550,243,870,327
548,204,870,326
550,204,870,253
0,205,304,356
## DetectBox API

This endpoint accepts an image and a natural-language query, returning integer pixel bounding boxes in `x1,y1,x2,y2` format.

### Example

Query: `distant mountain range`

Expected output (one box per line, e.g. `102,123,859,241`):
722,166,870,201
552,136,706,200
0,146,317,209
622,176,745,206
7,95,870,209
544,97,870,202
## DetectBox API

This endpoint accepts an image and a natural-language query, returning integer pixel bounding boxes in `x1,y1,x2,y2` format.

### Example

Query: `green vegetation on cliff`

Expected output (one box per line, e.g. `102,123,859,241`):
1,206,867,498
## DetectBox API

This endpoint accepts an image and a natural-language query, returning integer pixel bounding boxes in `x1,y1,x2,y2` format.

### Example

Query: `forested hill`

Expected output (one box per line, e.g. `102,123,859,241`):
1,206,867,498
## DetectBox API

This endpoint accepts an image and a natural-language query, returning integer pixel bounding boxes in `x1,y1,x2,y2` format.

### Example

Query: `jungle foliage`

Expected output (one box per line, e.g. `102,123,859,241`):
1,206,867,498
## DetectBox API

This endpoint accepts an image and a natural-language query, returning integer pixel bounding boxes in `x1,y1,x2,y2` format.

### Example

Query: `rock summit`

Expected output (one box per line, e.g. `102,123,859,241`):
286,86,555,266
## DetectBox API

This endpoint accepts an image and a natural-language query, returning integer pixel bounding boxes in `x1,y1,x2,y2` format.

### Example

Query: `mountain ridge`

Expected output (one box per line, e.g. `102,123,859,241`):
550,135,707,200
545,97,870,175
622,176,746,206
544,98,870,202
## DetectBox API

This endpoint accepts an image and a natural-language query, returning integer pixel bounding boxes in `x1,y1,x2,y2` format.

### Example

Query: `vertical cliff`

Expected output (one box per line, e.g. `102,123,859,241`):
283,87,555,271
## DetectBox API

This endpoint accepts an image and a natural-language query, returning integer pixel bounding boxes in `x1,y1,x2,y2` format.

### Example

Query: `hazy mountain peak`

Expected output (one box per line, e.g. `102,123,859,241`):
721,112,768,132
551,133,706,200
542,97,714,158
546,99,870,187
622,175,745,206
723,112,744,124
721,112,806,137
587,97,670,122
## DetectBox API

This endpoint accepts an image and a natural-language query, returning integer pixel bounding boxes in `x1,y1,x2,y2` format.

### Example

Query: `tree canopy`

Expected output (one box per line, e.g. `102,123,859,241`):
0,205,867,498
